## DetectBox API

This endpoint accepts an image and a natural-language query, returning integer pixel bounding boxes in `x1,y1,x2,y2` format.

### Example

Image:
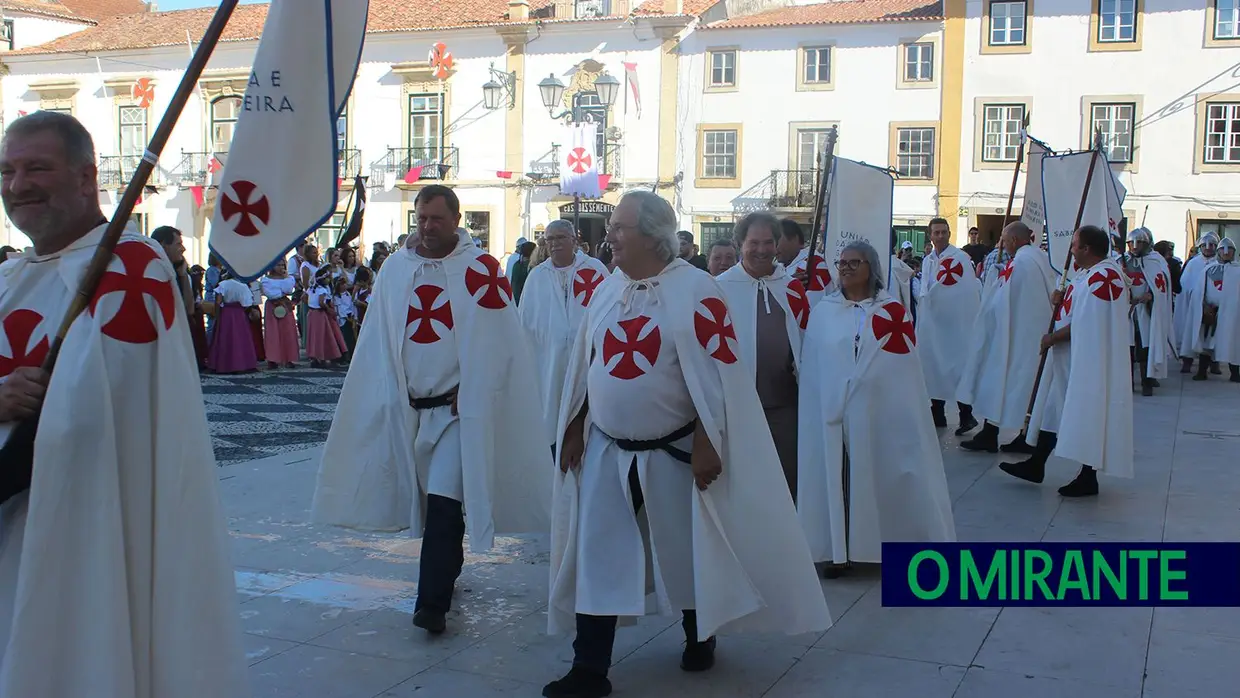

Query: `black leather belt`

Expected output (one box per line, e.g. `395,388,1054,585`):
598,421,696,464
409,387,457,410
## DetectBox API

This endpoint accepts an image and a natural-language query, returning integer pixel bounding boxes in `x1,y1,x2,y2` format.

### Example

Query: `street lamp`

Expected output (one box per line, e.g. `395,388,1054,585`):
482,63,517,111
538,70,620,119
538,73,567,114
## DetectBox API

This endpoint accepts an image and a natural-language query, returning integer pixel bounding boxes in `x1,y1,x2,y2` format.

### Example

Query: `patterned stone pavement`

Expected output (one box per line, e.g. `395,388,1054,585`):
203,367,347,466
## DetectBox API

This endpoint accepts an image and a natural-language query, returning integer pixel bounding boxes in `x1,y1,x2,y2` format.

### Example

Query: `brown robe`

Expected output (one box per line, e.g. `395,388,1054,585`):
753,288,799,500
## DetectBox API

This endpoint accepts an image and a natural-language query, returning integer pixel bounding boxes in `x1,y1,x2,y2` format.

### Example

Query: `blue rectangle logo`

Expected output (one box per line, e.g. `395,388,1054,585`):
880,543,1240,607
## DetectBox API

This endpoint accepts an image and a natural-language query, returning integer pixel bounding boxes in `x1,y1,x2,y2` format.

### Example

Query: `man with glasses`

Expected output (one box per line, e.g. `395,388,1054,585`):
518,219,611,451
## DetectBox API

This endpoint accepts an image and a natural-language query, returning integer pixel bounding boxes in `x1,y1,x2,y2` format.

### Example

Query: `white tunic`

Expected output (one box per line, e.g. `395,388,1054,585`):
215,278,254,306
1027,280,1075,437
260,275,295,300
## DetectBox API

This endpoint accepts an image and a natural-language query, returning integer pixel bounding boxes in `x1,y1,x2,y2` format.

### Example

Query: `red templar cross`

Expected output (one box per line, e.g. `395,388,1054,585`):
1055,284,1074,322
602,315,660,380
464,254,513,310
694,297,738,364
0,309,50,378
219,180,271,237
1154,273,1167,293
88,241,177,344
786,279,810,330
406,284,453,344
1214,278,1224,292
998,260,1014,284
801,255,831,292
872,301,915,355
573,268,603,306
1089,267,1124,302
567,147,593,175
1124,270,1146,288
936,258,964,286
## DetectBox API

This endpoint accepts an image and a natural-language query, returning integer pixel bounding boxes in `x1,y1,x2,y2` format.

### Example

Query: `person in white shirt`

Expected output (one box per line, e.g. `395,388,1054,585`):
261,258,300,368
207,270,259,374
305,266,347,368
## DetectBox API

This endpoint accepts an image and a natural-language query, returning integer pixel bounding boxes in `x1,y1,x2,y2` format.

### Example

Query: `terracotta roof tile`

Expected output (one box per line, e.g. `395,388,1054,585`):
58,0,149,20
702,0,942,29
0,0,94,23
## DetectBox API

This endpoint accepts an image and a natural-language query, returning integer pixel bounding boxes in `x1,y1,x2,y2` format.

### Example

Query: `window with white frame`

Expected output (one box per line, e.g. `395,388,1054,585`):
803,47,831,84
904,43,934,82
336,103,348,153
896,127,936,179
1215,0,1240,39
118,105,148,167
1203,101,1240,165
699,222,733,249
1097,0,1137,43
1090,102,1135,163
408,93,444,158
1,19,14,51
210,96,241,153
982,103,1026,162
988,1,1027,45
1199,220,1240,239
701,129,738,179
796,129,832,192
708,50,736,88
318,212,346,251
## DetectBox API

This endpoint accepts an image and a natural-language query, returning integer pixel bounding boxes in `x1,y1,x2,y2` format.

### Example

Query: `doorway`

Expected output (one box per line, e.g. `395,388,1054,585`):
973,214,1007,246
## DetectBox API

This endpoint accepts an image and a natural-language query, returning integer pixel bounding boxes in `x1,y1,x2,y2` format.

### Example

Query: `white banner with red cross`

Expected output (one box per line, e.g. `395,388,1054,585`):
209,0,369,281
559,122,601,199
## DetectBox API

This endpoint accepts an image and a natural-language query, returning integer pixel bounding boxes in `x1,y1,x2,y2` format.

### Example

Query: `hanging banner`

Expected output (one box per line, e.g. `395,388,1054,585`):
558,121,601,199
1040,149,1112,275
1019,136,1051,234
823,157,894,285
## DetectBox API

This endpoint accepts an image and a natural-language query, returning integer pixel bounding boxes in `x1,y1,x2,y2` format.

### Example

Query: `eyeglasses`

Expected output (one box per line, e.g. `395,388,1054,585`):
835,259,867,270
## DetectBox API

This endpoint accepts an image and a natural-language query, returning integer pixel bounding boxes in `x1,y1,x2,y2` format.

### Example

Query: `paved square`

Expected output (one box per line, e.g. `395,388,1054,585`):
219,371,1240,697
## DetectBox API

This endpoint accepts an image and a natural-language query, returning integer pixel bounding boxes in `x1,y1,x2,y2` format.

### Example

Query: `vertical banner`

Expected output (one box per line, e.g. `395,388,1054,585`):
1040,149,1110,275
1019,137,1050,235
558,122,601,199
823,157,894,285
1106,169,1127,247
209,0,369,281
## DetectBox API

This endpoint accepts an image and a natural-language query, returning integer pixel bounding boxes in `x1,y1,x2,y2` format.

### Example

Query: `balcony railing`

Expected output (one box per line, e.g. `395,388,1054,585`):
338,148,362,179
369,146,459,187
169,151,227,187
98,154,163,188
733,169,820,214
538,143,624,182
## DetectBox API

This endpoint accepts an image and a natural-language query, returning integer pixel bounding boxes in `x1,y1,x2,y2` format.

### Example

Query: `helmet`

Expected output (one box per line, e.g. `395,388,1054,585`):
1126,227,1153,245
1198,232,1220,248
1220,237,1237,253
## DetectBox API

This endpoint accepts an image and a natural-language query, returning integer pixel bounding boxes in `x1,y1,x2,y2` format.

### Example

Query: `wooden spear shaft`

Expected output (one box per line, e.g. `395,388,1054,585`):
1021,132,1105,434
0,0,241,502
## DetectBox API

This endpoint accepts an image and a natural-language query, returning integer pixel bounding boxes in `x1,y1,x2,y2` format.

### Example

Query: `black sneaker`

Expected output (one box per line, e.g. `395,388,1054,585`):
412,608,446,635
681,636,717,672
543,667,612,698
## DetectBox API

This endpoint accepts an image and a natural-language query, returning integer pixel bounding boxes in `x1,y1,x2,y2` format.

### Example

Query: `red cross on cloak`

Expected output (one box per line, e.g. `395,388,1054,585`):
693,297,738,364
1154,273,1167,293
800,254,831,292
1214,278,1224,292
872,301,915,354
573,268,603,306
0,309,50,378
936,258,964,286
1055,284,1074,322
1088,267,1124,302
602,315,660,380
88,241,177,343
998,260,1015,284
406,284,453,344
786,279,810,330
464,254,513,309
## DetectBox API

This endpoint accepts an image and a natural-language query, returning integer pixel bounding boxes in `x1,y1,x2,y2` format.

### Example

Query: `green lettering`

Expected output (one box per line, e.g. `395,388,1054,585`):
1057,550,1090,601
1092,549,1127,600
908,551,949,600
1023,550,1055,600
1010,548,1020,600
1159,550,1189,601
961,550,1005,601
1129,550,1157,600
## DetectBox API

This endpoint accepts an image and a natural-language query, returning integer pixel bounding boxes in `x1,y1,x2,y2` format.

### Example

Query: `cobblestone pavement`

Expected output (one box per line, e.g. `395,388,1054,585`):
219,371,1240,698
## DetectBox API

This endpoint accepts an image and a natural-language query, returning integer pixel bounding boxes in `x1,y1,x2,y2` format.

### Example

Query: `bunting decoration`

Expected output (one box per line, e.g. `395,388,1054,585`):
131,77,155,108
429,41,453,80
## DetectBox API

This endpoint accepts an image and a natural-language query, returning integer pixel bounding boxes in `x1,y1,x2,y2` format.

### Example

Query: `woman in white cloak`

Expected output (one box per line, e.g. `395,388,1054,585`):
798,241,956,578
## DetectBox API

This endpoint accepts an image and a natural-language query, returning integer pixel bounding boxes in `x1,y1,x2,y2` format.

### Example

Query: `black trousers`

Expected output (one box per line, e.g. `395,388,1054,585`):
572,461,701,675
931,399,973,418
415,493,466,614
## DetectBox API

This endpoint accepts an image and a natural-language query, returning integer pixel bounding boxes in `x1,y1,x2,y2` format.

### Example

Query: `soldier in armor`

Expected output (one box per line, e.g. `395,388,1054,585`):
1196,250,1228,380
1178,233,1220,374
1208,238,1240,382
1122,228,1173,396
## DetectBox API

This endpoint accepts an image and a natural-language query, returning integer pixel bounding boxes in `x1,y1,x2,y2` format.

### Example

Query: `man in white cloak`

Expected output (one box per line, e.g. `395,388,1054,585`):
716,212,809,499
958,221,1057,453
312,185,551,636
1120,227,1173,395
518,219,610,447
776,218,809,271
1177,234,1229,382
544,191,830,698
918,217,981,433
1175,233,1219,374
798,240,955,577
1000,225,1133,497
0,112,248,697
1207,238,1240,382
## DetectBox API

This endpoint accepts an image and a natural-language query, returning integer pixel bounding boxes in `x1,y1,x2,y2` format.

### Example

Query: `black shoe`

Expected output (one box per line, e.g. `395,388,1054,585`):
961,427,999,453
1181,359,1193,374
822,563,847,579
1058,468,1099,498
931,408,947,428
1151,379,1161,387
955,414,978,436
1193,362,1209,381
543,667,612,698
681,636,716,672
1000,433,1035,454
1142,380,1154,397
999,458,1046,484
1230,366,1240,383
412,608,447,635
1211,362,1222,375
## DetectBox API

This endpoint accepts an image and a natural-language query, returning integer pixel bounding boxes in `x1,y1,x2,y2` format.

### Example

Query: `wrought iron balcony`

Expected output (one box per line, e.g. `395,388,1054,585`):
338,148,362,179
169,151,227,187
733,169,820,213
369,147,459,186
98,154,163,188
535,143,623,182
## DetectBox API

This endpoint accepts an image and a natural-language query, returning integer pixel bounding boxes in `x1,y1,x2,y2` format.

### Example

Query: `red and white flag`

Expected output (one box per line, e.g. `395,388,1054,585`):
559,122,601,199
622,61,641,118
209,0,369,280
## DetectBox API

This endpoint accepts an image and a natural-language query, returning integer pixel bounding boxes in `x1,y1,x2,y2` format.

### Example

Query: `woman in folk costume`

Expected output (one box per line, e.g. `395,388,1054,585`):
1208,237,1240,382
333,274,358,360
716,212,809,499
206,269,259,374
260,257,300,368
797,241,956,578
305,266,348,368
